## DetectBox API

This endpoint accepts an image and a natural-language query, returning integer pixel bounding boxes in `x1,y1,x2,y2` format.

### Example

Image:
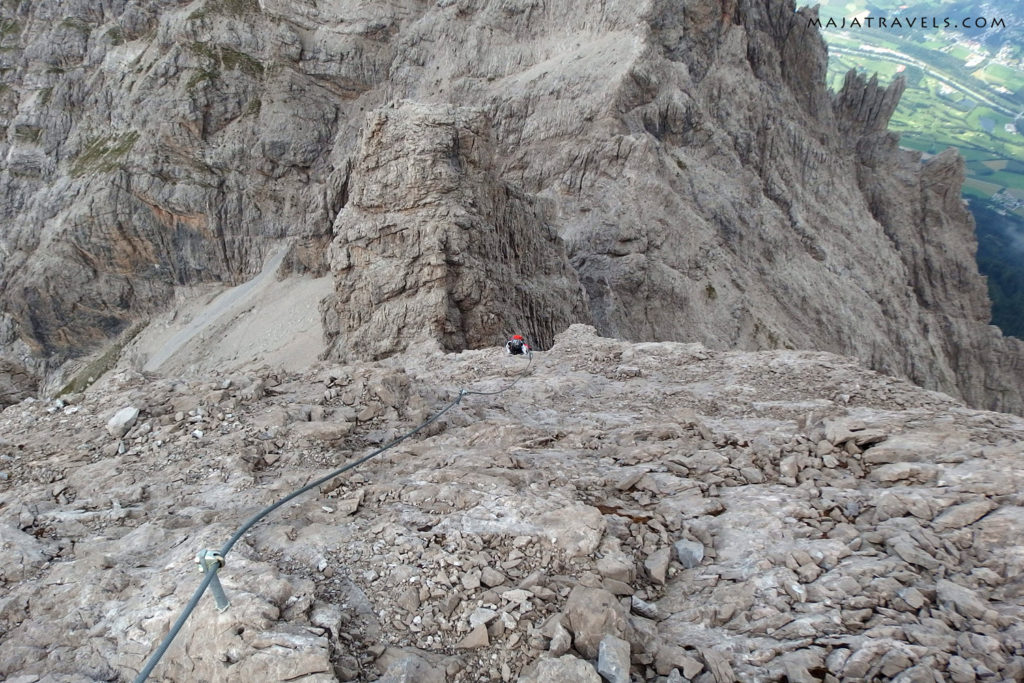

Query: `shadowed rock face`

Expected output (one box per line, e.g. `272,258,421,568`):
0,0,1022,412
320,103,590,359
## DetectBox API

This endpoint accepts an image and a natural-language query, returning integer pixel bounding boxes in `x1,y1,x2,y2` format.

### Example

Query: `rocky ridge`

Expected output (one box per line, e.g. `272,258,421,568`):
0,0,1023,413
1,325,1023,682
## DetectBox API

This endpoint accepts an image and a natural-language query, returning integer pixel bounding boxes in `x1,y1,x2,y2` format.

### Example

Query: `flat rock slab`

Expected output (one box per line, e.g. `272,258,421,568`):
521,655,601,683
538,504,607,557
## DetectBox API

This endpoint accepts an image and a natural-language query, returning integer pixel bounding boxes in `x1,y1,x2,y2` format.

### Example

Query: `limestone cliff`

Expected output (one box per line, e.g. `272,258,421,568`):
0,0,1021,413
319,103,590,359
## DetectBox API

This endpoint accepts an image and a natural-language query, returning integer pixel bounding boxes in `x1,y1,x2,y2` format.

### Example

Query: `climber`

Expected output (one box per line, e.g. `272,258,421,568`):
505,334,531,356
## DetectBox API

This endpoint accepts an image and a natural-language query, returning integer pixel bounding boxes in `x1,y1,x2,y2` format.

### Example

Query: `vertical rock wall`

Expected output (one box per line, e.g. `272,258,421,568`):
320,103,590,360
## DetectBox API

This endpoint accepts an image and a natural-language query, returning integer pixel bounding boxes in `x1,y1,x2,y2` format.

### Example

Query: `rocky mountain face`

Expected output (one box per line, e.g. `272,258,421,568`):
2,325,1024,681
319,102,589,359
1,0,1023,410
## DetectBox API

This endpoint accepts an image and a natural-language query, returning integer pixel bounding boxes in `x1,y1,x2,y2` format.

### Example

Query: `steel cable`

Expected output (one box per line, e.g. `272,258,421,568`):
133,352,533,682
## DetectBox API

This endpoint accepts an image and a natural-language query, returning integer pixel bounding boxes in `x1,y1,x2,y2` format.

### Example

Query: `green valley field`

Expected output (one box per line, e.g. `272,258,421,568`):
815,0,1024,335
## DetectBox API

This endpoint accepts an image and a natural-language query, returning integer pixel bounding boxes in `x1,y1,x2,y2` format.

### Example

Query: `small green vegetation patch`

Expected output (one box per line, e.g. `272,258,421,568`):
71,131,140,177
189,0,261,20
0,18,19,37
59,17,91,34
186,67,218,91
14,124,42,143
187,43,264,84
962,177,1002,198
105,26,125,46
224,0,260,14
58,322,145,396
188,42,217,61
974,63,1024,92
948,45,971,61
220,46,263,77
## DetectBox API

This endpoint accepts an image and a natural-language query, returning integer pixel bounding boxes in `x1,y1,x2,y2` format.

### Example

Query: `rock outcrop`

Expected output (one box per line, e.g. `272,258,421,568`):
0,0,1022,414
2,325,1023,681
837,77,1024,412
319,103,589,359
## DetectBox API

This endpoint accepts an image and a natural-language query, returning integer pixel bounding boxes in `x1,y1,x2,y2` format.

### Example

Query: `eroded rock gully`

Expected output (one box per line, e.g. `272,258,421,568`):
2,325,1023,681
0,0,1023,414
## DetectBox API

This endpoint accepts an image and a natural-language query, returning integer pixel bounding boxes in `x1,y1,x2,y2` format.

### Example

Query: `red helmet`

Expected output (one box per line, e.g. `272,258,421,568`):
512,335,523,340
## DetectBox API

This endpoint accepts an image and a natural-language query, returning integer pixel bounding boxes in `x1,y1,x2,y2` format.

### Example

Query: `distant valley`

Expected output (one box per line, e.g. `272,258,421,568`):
816,0,1024,336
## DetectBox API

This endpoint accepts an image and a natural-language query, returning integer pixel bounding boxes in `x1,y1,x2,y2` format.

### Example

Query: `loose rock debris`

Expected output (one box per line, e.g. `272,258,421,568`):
1,325,1023,681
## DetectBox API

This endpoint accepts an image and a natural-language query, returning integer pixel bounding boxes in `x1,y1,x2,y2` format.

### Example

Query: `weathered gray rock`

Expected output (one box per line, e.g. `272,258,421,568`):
947,655,977,683
974,506,1024,554
869,462,938,484
936,580,990,620
772,648,828,683
887,535,940,570
597,634,631,683
824,420,887,449
2,273,1024,683
480,566,506,588
673,539,704,569
899,586,926,610
655,645,703,678
105,406,139,438
666,670,685,683
596,538,636,583
549,622,573,657
538,504,607,557
0,358,37,407
644,547,671,585
0,524,51,582
596,556,634,583
520,655,601,683
630,595,664,621
456,624,489,649
468,607,498,629
932,500,995,530
701,647,737,683
377,648,447,683
461,568,482,590
291,420,353,442
334,490,364,517
564,586,629,659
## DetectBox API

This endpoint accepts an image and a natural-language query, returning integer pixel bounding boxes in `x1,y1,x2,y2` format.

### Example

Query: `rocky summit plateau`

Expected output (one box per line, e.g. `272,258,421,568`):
2,325,1024,682
1,0,1024,682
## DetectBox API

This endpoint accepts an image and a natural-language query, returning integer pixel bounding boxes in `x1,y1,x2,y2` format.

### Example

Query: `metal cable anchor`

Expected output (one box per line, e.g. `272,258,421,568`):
195,549,230,612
